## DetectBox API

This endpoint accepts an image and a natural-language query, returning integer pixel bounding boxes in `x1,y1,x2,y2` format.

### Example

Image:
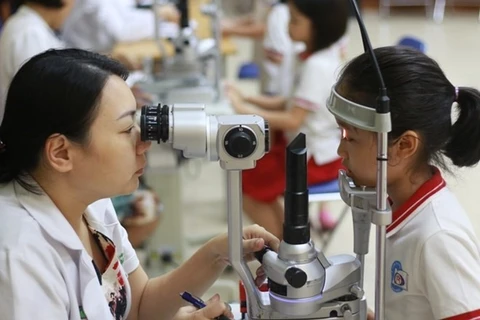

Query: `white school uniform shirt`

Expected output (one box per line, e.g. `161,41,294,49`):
250,0,274,93
262,2,305,96
336,35,349,59
284,46,342,166
0,180,139,320
0,5,65,125
63,0,160,53
385,168,480,320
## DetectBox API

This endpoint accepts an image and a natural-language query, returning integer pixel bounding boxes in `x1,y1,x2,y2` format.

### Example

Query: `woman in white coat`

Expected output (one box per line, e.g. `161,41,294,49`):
0,0,74,124
0,48,279,320
62,0,179,53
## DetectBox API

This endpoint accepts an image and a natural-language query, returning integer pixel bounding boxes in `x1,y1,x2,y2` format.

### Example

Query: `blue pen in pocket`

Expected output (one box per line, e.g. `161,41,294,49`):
180,291,231,320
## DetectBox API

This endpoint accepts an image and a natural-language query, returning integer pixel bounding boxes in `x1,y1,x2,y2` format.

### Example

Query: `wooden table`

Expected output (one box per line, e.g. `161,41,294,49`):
112,38,236,61
112,0,237,62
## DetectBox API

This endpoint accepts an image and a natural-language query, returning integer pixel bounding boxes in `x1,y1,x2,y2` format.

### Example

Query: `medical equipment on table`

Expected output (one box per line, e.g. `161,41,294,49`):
138,0,392,315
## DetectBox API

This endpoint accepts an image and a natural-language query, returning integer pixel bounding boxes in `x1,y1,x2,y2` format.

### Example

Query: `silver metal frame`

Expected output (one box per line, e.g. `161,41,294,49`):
327,88,391,133
327,86,392,320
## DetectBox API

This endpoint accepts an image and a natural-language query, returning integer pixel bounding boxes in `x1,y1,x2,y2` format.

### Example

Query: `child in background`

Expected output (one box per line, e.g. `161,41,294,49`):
335,46,480,320
223,0,346,97
221,0,273,95
262,0,305,97
62,0,180,53
0,0,74,124
227,0,349,239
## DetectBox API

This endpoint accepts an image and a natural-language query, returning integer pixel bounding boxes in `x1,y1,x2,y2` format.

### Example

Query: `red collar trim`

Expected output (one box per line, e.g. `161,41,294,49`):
298,51,313,61
442,309,480,320
386,167,446,235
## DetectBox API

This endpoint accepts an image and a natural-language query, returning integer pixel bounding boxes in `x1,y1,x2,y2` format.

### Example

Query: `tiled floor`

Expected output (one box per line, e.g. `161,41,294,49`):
143,9,480,309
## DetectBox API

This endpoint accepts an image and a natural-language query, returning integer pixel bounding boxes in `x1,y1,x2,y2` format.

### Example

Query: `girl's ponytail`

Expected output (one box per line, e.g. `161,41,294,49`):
444,86,480,167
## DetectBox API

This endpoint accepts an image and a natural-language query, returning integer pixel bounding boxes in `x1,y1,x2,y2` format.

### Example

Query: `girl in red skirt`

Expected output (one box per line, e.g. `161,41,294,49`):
226,0,349,238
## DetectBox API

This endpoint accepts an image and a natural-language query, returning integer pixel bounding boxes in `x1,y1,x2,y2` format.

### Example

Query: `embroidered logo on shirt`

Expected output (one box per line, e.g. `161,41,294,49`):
118,253,124,264
391,260,408,292
79,306,87,319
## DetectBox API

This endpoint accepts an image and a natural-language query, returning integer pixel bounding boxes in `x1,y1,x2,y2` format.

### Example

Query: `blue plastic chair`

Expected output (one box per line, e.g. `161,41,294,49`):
309,179,341,195
397,36,426,53
308,179,350,251
237,62,260,79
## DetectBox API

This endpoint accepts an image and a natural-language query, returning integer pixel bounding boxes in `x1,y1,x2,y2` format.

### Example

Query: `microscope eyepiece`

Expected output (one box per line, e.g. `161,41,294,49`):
138,103,269,164
140,104,169,143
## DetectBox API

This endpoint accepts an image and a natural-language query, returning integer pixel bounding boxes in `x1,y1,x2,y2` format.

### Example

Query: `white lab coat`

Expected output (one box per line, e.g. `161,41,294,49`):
0,5,65,125
0,180,139,320
62,0,157,53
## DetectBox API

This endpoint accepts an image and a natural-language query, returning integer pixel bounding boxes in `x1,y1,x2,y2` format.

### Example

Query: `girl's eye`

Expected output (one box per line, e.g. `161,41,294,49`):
125,126,134,134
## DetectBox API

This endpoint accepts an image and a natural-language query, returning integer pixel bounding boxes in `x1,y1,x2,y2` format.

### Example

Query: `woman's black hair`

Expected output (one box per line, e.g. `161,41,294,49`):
337,46,480,170
13,0,64,8
290,0,349,51
0,48,129,192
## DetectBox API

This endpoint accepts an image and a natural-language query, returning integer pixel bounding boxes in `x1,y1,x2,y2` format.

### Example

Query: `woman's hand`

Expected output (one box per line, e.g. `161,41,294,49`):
225,83,255,115
156,4,180,23
221,19,240,37
265,48,284,65
240,224,280,261
209,224,280,285
224,82,244,101
173,294,233,320
367,308,375,320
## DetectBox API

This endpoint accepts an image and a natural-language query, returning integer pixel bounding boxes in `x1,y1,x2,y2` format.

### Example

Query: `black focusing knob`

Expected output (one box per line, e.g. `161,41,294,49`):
285,267,307,289
254,246,272,264
224,126,257,159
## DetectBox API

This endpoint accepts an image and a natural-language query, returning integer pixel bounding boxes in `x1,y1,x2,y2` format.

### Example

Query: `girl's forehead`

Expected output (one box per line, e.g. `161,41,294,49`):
336,118,367,135
335,118,353,129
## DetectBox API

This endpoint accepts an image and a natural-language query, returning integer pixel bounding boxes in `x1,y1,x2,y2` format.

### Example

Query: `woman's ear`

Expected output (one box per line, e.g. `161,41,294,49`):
388,130,421,166
43,134,74,173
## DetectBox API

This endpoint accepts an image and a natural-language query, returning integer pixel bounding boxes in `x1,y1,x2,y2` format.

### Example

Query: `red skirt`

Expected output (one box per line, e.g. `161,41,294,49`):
242,133,343,202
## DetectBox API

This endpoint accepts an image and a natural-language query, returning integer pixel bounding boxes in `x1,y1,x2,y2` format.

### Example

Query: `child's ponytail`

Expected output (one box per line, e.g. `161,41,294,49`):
444,87,480,167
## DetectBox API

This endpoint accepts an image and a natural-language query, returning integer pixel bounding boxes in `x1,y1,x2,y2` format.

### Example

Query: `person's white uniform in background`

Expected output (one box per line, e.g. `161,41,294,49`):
0,5,64,125
336,35,349,60
262,2,304,97
62,0,176,53
385,168,480,320
284,45,343,166
221,0,255,18
0,180,139,320
250,0,273,93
